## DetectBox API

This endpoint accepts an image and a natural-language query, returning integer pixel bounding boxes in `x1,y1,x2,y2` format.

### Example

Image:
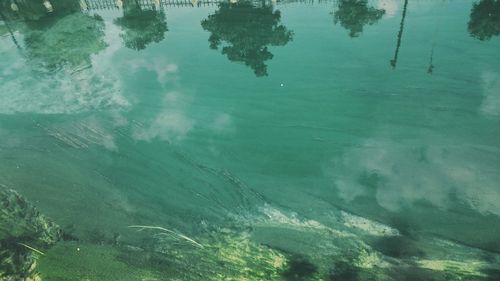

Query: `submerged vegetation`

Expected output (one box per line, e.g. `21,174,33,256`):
4,187,498,280
2,180,500,280
37,230,288,280
0,187,61,281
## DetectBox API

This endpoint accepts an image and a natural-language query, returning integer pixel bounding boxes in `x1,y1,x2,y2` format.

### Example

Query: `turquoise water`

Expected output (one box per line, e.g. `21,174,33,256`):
1,0,500,280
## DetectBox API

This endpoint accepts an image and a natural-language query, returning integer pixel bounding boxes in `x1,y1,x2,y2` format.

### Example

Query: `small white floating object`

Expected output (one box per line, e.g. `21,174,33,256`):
230,0,237,3
191,0,198,6
116,0,123,8
10,2,19,12
280,83,284,87
43,0,53,12
77,247,80,252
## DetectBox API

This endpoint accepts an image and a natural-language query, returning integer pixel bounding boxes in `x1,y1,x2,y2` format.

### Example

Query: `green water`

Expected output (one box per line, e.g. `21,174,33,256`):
1,0,500,280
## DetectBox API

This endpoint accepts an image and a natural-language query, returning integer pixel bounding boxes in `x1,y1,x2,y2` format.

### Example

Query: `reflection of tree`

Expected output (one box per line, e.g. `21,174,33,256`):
114,0,168,50
201,1,293,77
23,13,107,70
0,0,107,70
333,0,385,38
468,0,500,41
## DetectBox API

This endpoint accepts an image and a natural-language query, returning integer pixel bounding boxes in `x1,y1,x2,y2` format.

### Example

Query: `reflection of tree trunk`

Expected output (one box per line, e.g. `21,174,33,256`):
390,0,408,69
0,10,22,51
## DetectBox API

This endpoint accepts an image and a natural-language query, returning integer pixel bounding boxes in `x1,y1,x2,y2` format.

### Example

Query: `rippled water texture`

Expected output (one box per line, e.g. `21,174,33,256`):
1,0,500,280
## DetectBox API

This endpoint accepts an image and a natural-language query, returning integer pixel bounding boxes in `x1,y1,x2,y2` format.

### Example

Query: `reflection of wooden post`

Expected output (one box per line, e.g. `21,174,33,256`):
390,0,408,69
427,43,435,74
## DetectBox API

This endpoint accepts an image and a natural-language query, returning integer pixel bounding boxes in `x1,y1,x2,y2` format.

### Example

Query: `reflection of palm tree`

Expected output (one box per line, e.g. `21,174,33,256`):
333,0,385,38
427,44,435,74
201,1,293,77
114,0,168,51
390,0,408,69
468,0,500,41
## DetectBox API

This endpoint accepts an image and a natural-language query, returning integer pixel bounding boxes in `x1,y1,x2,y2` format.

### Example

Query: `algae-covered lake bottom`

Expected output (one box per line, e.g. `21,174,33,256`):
1,0,500,280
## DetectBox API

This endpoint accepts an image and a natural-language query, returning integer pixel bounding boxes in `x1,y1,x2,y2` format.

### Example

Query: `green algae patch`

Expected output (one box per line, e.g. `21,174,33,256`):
0,187,61,281
37,241,160,281
208,232,287,280
137,230,288,280
37,231,287,281
416,259,487,278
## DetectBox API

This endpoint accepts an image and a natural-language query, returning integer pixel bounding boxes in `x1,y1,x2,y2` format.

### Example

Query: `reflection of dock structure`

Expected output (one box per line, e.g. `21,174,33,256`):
82,0,222,10
80,0,334,10
3,0,337,13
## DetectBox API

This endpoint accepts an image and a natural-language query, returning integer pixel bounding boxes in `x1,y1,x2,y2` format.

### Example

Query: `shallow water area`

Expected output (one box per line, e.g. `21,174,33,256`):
1,0,500,280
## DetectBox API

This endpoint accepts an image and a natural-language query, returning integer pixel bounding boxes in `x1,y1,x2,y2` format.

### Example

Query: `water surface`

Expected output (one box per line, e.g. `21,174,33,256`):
1,0,500,280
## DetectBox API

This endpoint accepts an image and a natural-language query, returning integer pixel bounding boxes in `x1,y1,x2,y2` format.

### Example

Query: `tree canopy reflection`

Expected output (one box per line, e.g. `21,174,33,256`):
0,0,106,71
333,0,385,38
201,1,293,77
24,13,107,70
468,0,500,41
114,0,168,51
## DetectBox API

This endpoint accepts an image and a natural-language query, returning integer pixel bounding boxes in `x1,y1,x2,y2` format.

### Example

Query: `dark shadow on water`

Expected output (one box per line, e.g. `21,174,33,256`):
468,0,500,41
388,266,449,281
370,235,425,259
327,260,385,281
332,0,385,38
481,268,500,281
201,0,293,77
328,261,358,281
282,256,318,281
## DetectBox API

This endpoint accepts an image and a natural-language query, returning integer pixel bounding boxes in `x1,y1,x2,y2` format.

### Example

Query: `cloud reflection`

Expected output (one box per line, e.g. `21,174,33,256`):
332,140,500,217
131,92,194,142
